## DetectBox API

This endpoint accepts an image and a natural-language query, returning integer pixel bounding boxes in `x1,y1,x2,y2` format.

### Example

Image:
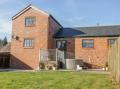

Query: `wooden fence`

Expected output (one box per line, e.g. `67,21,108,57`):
108,37,120,83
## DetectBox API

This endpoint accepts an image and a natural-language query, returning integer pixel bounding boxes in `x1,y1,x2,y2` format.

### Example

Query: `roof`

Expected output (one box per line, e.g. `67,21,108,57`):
0,43,11,53
12,4,49,20
12,4,62,27
55,25,120,38
49,15,63,27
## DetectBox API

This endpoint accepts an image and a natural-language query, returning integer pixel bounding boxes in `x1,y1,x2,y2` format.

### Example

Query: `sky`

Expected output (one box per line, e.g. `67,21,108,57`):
0,0,120,41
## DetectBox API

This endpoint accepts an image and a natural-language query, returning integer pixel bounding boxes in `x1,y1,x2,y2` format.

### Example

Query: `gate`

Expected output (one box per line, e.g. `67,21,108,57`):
57,49,65,69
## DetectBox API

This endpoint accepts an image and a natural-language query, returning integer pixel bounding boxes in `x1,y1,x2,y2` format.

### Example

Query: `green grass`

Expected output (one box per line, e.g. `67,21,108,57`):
0,71,119,89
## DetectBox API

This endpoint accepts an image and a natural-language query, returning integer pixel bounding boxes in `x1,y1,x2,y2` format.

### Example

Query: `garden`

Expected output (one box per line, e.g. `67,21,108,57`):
0,71,119,89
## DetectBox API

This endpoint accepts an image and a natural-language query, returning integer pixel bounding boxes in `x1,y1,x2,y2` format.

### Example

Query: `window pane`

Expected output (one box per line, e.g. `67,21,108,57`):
82,43,87,48
24,39,34,47
88,43,94,48
56,40,66,49
25,17,35,26
82,40,94,48
57,41,61,48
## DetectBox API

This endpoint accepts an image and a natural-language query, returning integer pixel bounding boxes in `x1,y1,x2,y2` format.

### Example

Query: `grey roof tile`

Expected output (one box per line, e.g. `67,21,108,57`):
55,25,120,38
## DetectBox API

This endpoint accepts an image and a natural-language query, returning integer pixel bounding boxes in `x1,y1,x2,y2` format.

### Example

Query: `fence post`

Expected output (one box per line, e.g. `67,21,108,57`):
108,37,120,83
56,48,58,68
117,38,120,82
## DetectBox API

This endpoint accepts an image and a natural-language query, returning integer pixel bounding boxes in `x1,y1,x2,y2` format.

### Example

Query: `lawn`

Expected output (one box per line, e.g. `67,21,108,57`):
0,71,119,89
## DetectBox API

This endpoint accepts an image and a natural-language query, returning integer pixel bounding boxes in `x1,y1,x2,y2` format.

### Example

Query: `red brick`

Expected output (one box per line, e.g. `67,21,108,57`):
10,7,61,70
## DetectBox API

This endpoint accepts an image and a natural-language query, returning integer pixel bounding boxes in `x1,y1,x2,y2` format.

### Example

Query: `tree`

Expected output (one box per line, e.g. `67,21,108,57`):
0,39,2,47
3,37,8,46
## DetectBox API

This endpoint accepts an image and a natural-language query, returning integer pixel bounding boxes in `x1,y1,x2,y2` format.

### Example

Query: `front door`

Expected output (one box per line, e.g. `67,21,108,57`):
56,40,67,69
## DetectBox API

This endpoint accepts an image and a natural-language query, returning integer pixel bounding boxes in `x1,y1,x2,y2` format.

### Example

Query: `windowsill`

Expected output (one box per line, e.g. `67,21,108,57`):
25,25,35,27
23,47,34,49
82,47,94,49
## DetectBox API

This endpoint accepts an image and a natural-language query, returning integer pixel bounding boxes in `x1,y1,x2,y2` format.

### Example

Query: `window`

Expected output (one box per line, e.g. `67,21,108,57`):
56,40,67,50
23,39,34,47
25,17,36,26
82,39,94,48
108,39,116,47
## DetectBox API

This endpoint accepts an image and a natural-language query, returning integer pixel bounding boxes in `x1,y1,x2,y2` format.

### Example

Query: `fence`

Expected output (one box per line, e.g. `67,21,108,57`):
40,49,75,69
40,49,75,61
40,49,57,62
108,37,120,83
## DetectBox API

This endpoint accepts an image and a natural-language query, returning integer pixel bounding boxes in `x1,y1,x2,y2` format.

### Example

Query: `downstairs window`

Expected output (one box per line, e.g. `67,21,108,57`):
82,39,94,48
23,38,34,48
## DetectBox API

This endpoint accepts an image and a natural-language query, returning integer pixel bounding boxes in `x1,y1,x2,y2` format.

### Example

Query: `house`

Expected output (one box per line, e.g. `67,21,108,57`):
10,4,120,70
11,4,62,70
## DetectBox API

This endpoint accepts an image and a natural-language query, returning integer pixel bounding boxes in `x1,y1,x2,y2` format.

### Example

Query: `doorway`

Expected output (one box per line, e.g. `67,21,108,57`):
56,40,67,51
0,53,10,68
56,40,67,69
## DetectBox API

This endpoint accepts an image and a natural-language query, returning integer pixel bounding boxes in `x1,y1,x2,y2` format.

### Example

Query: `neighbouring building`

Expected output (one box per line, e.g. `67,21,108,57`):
10,5,120,70
0,43,10,68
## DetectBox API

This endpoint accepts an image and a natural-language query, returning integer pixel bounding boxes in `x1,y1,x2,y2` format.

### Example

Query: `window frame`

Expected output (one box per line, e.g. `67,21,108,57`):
108,38,117,48
56,40,67,50
25,16,36,27
23,38,35,48
82,39,94,48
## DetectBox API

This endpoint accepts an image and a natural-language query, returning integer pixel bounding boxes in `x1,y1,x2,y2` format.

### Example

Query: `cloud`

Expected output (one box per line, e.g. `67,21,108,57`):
68,16,87,22
0,13,12,41
0,0,12,5
67,16,88,27
63,0,80,11
0,18,11,33
0,0,25,6
0,0,27,41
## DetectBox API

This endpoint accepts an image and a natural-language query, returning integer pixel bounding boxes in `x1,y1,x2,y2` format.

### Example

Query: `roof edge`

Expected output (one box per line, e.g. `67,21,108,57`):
69,24,120,29
49,15,63,27
55,35,120,39
12,4,49,20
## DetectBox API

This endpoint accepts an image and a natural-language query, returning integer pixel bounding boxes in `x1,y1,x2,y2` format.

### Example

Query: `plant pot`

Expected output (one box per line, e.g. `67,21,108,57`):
52,67,56,70
105,67,108,71
102,68,105,70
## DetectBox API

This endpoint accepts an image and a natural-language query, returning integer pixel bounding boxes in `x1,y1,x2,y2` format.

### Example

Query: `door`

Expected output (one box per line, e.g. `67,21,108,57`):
56,40,67,69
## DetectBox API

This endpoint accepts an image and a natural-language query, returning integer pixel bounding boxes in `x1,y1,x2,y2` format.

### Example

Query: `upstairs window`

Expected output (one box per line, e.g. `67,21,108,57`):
25,17,36,26
23,39,34,48
82,39,94,48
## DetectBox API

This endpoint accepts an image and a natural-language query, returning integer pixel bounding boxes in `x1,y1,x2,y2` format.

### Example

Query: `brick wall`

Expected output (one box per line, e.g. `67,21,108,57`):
48,16,62,49
66,38,75,57
75,37,109,68
10,6,111,69
10,7,61,70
